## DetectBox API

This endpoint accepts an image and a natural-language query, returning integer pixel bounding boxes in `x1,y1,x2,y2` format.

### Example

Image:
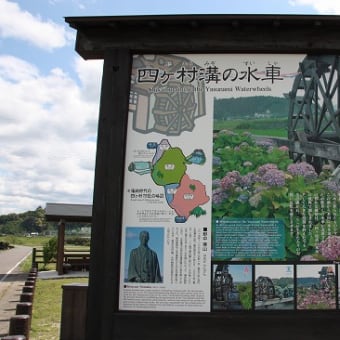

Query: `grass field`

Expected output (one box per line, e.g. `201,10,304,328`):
214,118,288,138
8,236,89,339
0,235,54,247
3,235,90,339
30,277,89,340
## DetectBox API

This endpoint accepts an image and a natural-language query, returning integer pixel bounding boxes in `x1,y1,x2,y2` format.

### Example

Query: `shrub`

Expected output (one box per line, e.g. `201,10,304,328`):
42,237,57,267
65,236,90,247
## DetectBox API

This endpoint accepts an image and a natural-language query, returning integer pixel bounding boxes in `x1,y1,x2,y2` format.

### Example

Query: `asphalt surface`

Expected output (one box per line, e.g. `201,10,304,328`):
0,245,32,338
0,245,32,282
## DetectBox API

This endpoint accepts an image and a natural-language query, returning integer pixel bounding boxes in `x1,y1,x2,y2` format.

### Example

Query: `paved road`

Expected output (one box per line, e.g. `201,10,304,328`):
0,245,32,281
0,245,32,337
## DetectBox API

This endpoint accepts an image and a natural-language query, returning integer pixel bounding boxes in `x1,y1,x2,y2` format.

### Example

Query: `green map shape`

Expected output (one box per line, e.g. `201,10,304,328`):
151,147,187,186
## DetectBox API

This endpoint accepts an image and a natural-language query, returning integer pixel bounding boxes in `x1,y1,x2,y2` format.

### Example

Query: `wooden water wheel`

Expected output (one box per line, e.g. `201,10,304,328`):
288,55,340,172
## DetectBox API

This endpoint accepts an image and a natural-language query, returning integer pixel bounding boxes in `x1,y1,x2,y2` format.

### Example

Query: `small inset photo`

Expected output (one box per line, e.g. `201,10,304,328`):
124,227,164,283
212,263,252,311
255,264,294,310
297,264,336,310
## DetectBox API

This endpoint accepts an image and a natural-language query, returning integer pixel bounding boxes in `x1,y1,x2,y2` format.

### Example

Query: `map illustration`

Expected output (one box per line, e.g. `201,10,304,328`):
128,139,210,222
129,55,206,136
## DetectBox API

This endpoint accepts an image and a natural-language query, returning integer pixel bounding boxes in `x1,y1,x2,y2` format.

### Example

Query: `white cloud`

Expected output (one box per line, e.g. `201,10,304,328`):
0,0,74,50
0,54,103,214
290,0,340,14
0,55,39,81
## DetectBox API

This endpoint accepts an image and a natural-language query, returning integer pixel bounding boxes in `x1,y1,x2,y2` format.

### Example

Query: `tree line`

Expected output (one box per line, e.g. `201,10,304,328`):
214,96,289,120
0,206,90,235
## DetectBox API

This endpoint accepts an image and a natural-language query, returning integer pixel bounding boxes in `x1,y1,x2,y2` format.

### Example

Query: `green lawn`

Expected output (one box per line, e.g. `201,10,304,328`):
30,277,88,340
1,235,90,338
214,118,288,138
0,235,53,247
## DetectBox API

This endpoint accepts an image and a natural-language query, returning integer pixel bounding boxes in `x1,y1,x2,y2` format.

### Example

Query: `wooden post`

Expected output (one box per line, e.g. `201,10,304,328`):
57,220,65,275
85,49,131,340
60,283,88,340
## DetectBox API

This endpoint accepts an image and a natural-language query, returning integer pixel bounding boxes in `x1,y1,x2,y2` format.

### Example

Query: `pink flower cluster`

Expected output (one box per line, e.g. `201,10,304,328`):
318,236,340,260
297,289,336,310
220,171,241,190
278,145,289,152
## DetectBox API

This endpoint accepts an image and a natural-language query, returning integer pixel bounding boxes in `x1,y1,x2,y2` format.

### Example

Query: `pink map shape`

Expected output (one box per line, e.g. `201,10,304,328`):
170,174,209,218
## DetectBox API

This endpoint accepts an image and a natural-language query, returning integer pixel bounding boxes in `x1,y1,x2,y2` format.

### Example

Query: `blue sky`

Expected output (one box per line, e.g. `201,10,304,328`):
0,0,339,214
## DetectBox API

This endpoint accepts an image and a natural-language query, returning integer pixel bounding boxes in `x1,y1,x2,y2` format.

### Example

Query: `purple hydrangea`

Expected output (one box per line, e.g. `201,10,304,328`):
287,162,318,180
240,172,258,188
322,180,340,193
212,188,228,205
261,169,286,187
220,176,236,190
318,236,340,260
212,178,221,188
258,163,278,176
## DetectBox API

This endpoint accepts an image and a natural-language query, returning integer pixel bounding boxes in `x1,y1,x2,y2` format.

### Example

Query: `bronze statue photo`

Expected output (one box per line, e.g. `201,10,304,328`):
128,230,162,283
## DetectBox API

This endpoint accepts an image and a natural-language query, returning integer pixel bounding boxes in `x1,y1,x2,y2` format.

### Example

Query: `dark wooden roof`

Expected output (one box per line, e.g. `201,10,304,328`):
45,203,92,222
65,14,340,59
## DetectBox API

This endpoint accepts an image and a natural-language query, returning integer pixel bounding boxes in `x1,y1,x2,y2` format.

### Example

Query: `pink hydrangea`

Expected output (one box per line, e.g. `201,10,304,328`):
278,145,289,152
318,236,340,260
220,171,240,190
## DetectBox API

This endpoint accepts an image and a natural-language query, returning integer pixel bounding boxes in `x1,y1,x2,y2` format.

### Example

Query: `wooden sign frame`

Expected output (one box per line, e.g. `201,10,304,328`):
65,15,340,340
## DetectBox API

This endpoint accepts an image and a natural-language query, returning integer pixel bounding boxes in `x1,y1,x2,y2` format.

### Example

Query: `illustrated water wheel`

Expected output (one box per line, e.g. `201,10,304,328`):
152,81,197,135
288,55,340,172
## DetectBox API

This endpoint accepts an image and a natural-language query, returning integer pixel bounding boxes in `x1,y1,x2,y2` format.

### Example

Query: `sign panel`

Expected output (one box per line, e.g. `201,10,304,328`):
119,54,340,312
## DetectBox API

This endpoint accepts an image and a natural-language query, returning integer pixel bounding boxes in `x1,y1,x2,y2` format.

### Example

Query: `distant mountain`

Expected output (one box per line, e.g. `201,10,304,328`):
214,96,289,120
272,277,294,288
297,277,319,287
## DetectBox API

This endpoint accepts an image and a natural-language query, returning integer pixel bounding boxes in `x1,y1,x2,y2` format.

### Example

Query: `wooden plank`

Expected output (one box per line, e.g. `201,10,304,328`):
65,15,340,59
45,203,92,222
111,312,340,340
